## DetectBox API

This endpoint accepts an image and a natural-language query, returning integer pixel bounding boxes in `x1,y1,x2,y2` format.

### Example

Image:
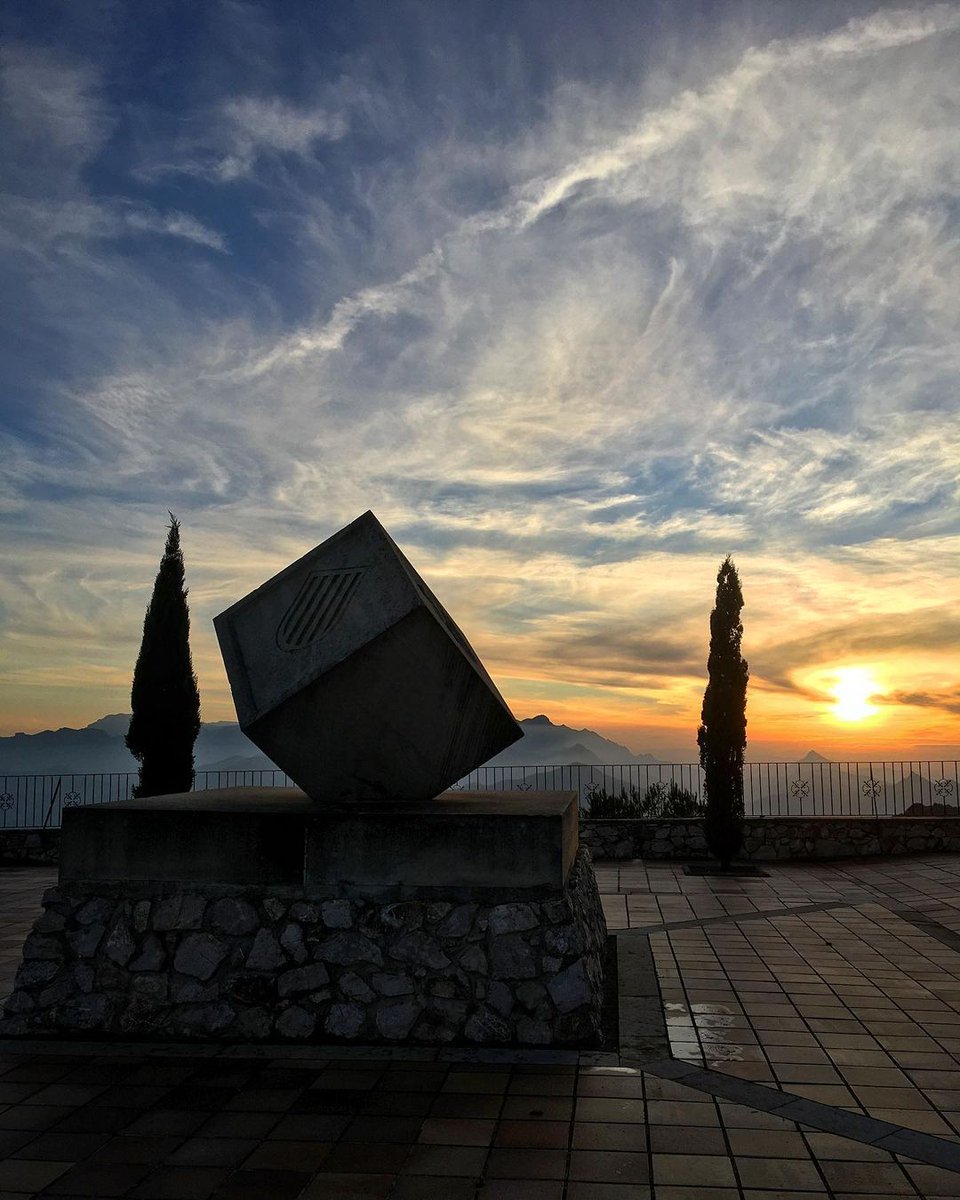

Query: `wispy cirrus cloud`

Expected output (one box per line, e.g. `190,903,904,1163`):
0,44,227,254
1,3,959,752
215,96,349,179
135,94,351,183
1,43,109,190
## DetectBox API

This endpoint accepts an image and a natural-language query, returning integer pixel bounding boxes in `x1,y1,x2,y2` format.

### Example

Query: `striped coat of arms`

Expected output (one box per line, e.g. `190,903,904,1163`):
276,568,365,651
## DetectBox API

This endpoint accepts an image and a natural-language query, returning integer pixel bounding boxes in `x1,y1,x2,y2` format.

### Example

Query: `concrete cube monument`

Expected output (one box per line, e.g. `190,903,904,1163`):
214,511,522,801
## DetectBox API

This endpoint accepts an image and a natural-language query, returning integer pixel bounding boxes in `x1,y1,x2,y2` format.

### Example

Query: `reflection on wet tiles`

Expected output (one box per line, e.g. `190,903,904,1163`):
698,1028,745,1044
693,1015,737,1031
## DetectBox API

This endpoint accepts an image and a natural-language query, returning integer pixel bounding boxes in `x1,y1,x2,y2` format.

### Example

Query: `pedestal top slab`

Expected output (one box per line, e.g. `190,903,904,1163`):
61,789,579,892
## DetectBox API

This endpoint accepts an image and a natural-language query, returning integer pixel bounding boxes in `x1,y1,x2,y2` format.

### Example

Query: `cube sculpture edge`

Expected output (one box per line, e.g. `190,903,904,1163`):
214,510,523,801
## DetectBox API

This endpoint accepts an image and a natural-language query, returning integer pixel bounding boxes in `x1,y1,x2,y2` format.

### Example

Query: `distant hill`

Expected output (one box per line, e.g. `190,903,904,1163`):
0,725,135,775
199,754,284,775
486,715,658,767
0,711,657,777
0,717,277,776
87,714,133,738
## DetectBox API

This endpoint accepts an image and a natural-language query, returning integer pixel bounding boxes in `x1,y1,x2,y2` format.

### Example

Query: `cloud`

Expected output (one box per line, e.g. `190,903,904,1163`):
753,607,960,694
0,42,227,272
216,96,348,179
515,5,960,232
135,94,351,184
153,3,959,568
2,5,960,750
0,42,109,192
877,687,960,716
122,207,227,251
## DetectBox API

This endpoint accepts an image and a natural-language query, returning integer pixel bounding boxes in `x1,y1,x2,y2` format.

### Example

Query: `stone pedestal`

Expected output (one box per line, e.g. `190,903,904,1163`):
3,791,606,1046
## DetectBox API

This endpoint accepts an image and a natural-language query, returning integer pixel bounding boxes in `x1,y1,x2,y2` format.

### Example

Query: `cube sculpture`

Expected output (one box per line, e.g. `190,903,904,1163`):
214,510,523,801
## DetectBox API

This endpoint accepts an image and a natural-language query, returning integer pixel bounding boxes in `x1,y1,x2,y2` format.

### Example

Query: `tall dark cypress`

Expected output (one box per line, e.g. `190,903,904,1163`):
697,556,749,869
126,514,201,798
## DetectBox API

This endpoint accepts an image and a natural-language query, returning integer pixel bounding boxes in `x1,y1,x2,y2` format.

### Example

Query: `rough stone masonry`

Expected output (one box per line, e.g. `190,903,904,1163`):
3,847,606,1044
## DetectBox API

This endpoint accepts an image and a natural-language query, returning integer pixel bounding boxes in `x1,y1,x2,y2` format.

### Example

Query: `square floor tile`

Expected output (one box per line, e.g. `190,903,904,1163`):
342,1116,425,1144
320,1141,410,1174
0,1159,73,1192
484,1148,567,1179
494,1099,571,1123
129,1165,233,1198
210,1168,312,1200
646,1100,718,1126
298,1172,395,1199
735,1157,824,1190
477,1181,564,1200
417,1117,495,1146
10,1130,110,1160
573,1122,649,1152
401,1144,488,1177
88,1135,186,1165
653,1154,736,1188
902,1162,960,1197
575,1097,646,1123
566,1184,651,1199
240,1139,333,1171
569,1150,651,1184
392,1176,483,1199
817,1160,915,1194
726,1128,808,1158
493,1120,568,1149
41,1162,153,1197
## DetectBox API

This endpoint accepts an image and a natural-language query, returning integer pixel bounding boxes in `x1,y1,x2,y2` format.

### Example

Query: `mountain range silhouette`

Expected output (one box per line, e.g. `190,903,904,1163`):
0,713,660,776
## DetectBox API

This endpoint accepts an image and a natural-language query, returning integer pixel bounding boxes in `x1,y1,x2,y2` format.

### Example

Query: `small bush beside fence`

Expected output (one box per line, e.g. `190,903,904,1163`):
585,780,703,820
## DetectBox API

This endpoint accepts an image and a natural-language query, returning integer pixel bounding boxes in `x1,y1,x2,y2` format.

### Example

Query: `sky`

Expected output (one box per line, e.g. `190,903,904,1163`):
1,0,958,762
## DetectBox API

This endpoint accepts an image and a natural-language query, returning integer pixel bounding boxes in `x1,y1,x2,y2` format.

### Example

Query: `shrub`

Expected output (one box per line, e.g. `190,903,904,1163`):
584,779,703,819
644,780,704,818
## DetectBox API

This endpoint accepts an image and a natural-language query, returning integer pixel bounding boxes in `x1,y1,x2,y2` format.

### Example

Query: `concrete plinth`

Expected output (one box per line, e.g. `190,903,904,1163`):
4,791,607,1046
60,789,578,891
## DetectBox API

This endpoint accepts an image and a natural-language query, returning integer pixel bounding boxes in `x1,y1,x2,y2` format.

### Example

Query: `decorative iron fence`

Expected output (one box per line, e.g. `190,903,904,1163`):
1,762,957,829
452,761,960,818
0,770,294,830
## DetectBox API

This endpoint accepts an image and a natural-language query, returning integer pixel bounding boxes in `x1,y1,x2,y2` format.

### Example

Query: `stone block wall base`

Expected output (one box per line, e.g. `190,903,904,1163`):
1,848,606,1047
580,816,960,861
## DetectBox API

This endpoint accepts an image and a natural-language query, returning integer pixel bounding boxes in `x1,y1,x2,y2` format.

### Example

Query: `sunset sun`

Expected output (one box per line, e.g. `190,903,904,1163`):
830,667,879,723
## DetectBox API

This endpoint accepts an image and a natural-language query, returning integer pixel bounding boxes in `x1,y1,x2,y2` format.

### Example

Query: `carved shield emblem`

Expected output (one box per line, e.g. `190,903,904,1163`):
276,568,365,651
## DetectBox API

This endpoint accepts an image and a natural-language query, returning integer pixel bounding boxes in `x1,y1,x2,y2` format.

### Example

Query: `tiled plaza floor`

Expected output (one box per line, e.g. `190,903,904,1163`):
600,857,960,1140
1,856,960,1198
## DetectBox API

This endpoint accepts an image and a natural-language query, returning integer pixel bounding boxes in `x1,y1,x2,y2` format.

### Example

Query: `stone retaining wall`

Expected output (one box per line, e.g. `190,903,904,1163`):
580,816,960,861
1,847,606,1046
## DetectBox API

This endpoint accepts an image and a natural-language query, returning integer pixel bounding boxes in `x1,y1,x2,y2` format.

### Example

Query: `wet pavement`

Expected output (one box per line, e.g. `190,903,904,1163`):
1,855,960,1198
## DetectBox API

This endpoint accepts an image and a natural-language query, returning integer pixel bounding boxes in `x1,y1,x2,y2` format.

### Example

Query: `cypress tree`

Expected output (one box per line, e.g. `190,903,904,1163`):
697,556,749,869
126,513,201,798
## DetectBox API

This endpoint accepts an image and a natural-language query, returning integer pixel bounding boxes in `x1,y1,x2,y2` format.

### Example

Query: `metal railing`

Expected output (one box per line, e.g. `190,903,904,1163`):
0,770,294,830
1,762,957,829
